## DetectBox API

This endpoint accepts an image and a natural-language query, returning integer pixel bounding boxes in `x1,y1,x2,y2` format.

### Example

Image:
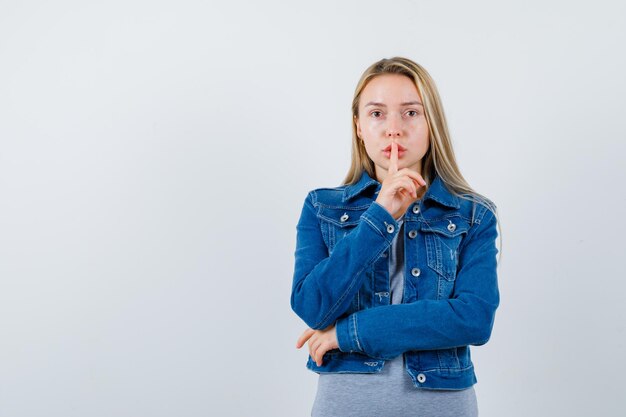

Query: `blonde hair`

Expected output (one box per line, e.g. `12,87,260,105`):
343,57,502,262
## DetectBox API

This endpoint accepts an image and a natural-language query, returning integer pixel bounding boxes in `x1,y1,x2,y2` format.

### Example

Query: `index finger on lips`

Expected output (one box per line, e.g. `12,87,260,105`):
388,141,398,175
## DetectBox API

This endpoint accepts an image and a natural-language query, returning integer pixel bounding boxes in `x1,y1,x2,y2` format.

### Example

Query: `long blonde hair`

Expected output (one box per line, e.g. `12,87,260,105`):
343,57,502,261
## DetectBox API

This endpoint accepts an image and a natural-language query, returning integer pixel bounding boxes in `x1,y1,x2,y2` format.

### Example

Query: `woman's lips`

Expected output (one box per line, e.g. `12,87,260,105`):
383,149,406,158
382,144,407,158
383,144,406,152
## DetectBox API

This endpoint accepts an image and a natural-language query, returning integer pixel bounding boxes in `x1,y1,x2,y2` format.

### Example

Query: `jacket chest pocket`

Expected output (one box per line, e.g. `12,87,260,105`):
318,205,368,254
420,216,469,299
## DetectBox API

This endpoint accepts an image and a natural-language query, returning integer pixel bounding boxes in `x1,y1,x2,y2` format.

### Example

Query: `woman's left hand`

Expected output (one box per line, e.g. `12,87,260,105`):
296,324,339,366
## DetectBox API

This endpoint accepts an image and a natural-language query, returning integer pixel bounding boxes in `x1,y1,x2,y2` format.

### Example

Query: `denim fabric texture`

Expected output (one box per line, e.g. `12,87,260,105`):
291,170,500,390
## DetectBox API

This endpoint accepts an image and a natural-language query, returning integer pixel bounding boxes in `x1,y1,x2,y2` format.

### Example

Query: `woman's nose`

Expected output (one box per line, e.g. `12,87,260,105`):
386,128,401,137
385,116,402,137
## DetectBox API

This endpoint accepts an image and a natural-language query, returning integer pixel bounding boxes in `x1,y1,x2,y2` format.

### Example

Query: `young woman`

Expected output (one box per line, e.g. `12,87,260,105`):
291,57,500,417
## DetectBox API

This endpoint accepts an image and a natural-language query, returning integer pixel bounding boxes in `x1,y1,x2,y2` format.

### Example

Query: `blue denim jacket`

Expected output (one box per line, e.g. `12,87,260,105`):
291,170,500,390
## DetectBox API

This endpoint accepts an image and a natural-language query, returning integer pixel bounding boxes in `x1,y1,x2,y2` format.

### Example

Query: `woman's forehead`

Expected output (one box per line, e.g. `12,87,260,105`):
361,74,421,105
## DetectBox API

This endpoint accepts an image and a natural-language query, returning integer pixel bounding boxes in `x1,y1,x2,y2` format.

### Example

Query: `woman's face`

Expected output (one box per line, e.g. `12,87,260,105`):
355,74,430,183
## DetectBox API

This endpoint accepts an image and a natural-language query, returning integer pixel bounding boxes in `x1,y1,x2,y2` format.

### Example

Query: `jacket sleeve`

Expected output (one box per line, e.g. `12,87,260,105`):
335,205,500,359
290,191,399,330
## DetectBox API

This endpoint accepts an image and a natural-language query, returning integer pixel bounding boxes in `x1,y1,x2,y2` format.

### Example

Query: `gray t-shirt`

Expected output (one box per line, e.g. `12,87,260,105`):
311,216,478,417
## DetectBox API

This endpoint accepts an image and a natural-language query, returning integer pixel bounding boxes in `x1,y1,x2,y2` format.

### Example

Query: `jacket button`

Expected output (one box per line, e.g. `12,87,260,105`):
417,373,426,383
386,224,395,234
447,222,456,232
412,205,420,214
340,213,349,222
408,230,417,239
411,268,421,277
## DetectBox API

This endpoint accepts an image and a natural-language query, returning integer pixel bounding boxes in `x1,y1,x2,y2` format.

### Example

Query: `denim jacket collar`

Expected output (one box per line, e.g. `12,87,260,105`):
342,169,460,209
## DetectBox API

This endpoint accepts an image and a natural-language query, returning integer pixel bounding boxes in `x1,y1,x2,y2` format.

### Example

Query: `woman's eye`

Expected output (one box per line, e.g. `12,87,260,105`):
371,111,382,118
406,110,419,117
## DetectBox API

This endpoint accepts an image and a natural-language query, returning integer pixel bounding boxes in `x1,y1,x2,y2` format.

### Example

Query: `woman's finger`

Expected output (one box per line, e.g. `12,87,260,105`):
313,340,324,366
398,168,427,187
388,141,398,175
306,334,327,366
310,339,321,364
296,328,315,349
306,334,314,355
398,188,410,200
317,342,331,366
400,177,418,198
392,176,417,199
311,338,322,354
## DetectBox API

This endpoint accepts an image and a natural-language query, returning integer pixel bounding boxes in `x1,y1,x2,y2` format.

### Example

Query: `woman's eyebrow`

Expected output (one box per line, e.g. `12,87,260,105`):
364,101,423,107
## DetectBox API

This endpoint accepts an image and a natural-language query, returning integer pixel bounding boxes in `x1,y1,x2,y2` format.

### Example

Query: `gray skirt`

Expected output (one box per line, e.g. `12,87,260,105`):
311,355,478,417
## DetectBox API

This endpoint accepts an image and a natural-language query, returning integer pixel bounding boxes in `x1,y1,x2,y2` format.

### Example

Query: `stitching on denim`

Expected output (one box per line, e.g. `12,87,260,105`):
406,213,472,224
473,204,489,225
343,180,379,201
427,193,460,209
470,200,477,226
318,203,372,210
461,206,493,248
437,347,460,369
310,190,331,253
418,216,467,258
318,215,363,227
417,364,474,373
361,215,385,238
458,215,481,254
328,221,335,249
419,216,471,233
311,189,318,206
352,314,363,352
313,186,348,192
317,204,370,227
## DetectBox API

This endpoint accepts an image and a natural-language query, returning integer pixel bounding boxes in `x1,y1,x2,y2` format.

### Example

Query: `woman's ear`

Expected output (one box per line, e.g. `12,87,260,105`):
354,115,362,140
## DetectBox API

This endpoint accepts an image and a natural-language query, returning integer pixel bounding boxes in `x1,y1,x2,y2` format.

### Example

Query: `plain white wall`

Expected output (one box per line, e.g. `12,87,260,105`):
1,0,624,416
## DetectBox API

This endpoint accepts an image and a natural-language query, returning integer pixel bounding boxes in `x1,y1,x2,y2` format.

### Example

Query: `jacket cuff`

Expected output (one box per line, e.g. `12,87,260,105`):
360,201,398,243
336,314,364,354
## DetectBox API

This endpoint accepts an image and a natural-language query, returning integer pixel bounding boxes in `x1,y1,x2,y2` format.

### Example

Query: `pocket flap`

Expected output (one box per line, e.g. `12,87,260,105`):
419,217,469,237
318,206,368,227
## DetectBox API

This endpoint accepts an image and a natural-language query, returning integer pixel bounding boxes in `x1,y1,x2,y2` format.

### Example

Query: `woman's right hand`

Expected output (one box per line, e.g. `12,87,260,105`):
375,141,427,220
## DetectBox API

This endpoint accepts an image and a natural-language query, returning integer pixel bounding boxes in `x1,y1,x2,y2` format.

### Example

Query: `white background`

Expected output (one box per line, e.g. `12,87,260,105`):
1,0,625,416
